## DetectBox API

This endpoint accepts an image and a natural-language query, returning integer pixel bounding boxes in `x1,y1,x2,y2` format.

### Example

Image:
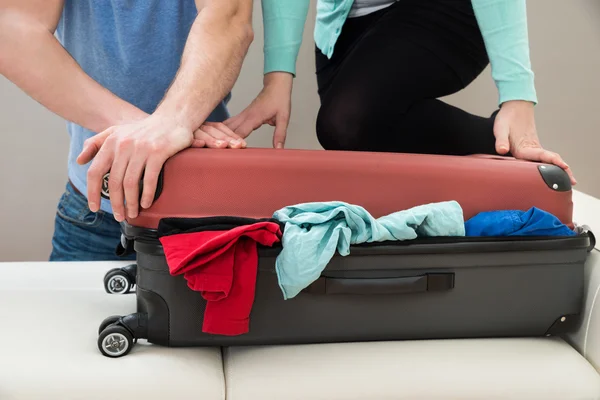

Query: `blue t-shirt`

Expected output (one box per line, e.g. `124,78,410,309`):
55,0,230,213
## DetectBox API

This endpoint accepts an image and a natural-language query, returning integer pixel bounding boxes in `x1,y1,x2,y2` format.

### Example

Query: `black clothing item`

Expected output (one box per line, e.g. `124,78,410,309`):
157,217,285,238
315,0,499,156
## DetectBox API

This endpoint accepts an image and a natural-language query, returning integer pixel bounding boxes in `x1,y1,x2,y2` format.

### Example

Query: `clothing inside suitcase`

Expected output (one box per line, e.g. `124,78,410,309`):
96,149,595,358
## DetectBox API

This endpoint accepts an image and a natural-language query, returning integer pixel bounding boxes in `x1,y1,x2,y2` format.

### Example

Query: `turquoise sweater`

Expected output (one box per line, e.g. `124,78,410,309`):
261,0,537,105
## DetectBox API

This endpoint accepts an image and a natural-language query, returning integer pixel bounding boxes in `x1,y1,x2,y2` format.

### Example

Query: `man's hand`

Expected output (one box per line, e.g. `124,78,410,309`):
225,72,293,148
494,100,576,185
77,115,195,221
74,0,253,221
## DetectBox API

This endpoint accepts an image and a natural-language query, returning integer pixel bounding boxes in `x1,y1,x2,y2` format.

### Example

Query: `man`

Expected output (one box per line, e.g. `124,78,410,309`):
0,0,254,260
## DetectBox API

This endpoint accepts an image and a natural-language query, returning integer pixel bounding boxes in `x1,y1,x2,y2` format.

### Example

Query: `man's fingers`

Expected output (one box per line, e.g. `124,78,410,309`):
122,152,146,219
86,144,114,213
77,129,112,165
194,129,228,149
141,156,167,209
106,142,132,222
493,119,510,155
77,141,100,165
273,113,289,149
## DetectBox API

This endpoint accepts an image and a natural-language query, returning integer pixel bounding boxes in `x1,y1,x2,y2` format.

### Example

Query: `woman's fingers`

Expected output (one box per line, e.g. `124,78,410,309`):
516,146,577,185
193,129,229,149
273,113,290,149
203,122,247,148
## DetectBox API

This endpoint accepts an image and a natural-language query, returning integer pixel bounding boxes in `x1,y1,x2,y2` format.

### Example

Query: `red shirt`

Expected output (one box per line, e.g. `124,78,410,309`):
159,221,282,336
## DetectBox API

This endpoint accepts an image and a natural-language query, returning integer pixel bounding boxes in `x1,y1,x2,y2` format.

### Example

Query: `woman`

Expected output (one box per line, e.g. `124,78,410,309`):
203,0,576,184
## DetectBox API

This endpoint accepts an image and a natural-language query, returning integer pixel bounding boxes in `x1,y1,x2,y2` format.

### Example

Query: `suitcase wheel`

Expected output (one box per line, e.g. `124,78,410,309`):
98,315,122,335
103,266,136,295
98,324,134,358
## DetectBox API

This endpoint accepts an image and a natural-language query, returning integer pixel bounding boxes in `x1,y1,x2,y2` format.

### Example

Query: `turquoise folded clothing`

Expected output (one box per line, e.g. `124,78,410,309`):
272,201,465,300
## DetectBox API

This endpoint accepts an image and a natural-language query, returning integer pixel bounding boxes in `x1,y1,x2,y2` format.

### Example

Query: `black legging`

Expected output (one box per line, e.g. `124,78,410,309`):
315,0,499,156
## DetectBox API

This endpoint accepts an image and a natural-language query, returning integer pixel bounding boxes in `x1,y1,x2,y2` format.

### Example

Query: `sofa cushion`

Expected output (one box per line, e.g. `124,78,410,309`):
568,249,600,373
224,338,600,400
0,262,226,400
569,191,600,371
584,252,600,371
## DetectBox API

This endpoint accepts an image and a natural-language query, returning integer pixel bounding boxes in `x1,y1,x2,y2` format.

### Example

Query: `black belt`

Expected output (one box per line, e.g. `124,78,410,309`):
68,179,85,197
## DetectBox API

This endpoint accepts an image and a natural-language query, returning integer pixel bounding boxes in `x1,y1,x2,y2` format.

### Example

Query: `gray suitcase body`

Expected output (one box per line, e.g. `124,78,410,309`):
122,225,593,348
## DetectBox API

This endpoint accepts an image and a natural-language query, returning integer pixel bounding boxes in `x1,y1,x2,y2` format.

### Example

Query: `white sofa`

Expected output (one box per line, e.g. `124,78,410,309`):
1,191,599,400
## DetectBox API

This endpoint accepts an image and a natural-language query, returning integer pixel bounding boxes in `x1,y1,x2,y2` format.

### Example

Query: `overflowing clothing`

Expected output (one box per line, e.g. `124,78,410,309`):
156,197,579,337
272,200,465,299
465,208,576,237
158,217,283,336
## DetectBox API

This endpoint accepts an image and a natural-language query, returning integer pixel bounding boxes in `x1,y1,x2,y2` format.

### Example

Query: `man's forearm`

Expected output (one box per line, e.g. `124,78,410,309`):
0,11,146,133
153,1,254,131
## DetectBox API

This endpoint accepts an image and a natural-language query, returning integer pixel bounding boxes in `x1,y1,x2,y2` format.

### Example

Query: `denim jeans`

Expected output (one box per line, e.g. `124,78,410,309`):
49,182,136,261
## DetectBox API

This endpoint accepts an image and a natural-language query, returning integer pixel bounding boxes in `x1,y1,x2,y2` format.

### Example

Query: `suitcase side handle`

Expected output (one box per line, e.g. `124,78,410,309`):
304,273,455,295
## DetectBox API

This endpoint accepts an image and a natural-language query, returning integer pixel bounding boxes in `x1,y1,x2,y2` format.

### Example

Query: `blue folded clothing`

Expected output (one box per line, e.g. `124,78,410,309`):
465,207,576,237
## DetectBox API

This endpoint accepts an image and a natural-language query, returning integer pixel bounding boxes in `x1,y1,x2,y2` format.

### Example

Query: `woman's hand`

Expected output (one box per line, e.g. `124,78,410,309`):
224,72,293,148
192,122,247,149
494,100,576,185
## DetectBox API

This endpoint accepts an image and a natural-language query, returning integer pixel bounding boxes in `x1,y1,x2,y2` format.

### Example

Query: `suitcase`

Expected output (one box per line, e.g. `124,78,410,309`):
97,148,595,358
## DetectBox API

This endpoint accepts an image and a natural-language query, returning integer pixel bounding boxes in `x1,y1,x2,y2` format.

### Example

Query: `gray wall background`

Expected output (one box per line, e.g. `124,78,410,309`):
1,0,598,261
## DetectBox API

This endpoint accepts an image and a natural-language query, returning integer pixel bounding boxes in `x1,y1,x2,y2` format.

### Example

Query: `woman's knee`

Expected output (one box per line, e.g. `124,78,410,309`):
316,101,367,151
